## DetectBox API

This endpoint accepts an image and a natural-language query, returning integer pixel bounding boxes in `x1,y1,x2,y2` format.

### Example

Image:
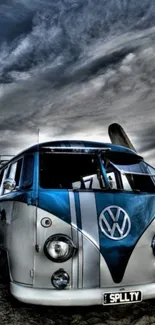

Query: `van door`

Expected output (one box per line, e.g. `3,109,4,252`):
0,157,35,285
0,164,14,247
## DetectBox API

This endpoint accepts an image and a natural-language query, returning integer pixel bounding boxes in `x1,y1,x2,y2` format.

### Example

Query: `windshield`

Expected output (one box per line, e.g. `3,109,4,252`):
103,158,155,192
39,151,155,192
39,152,105,189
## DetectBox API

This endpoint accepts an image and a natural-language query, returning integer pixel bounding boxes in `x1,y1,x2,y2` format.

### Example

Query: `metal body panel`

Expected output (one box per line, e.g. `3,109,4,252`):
0,200,13,247
79,192,100,288
69,191,100,288
122,218,155,285
99,219,155,287
34,207,72,288
82,236,100,288
96,192,155,284
8,202,35,284
100,253,114,287
36,190,155,290
79,192,99,248
0,199,35,284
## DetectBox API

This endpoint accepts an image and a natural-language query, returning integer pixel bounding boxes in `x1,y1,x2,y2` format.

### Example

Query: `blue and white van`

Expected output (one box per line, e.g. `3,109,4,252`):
0,124,155,306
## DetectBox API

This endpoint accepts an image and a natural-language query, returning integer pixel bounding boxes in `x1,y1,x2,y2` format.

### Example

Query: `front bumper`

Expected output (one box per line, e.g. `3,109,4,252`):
10,282,155,306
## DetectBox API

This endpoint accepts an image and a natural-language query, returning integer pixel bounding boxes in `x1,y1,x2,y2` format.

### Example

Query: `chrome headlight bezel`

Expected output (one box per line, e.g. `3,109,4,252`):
44,234,77,262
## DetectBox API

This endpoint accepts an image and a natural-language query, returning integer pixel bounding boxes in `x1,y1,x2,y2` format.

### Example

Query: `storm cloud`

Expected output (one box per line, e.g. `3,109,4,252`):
0,0,155,164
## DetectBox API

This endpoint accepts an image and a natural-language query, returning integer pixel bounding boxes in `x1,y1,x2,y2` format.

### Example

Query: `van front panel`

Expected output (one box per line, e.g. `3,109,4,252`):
33,189,155,290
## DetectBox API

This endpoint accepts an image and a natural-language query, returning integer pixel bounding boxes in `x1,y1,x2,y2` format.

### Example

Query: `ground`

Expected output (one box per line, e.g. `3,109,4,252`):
1,284,155,325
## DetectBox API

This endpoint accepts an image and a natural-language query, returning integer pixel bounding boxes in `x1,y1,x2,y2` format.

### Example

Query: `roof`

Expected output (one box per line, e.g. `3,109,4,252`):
21,140,139,154
0,140,142,169
0,155,15,168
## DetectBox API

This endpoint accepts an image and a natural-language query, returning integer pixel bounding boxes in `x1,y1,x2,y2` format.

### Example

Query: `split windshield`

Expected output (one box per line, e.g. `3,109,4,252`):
39,150,155,192
39,151,104,190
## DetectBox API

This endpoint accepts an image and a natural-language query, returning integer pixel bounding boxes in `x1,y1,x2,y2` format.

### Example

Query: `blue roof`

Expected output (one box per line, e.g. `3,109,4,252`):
22,140,139,156
0,140,143,168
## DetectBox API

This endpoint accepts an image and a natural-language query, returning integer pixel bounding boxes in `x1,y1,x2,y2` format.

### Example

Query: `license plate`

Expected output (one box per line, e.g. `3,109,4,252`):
103,291,142,305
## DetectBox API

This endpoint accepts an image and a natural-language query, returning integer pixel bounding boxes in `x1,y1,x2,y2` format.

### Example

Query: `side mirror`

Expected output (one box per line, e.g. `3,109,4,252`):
3,178,16,191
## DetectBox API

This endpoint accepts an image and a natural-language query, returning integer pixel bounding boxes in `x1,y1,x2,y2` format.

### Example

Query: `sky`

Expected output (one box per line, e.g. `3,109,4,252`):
0,0,155,164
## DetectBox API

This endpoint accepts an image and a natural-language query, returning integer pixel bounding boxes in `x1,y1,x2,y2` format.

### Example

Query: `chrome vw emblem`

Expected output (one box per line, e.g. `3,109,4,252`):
99,206,131,240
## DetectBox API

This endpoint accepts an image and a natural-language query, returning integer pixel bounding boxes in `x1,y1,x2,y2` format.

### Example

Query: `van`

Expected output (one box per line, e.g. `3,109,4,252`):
0,124,155,306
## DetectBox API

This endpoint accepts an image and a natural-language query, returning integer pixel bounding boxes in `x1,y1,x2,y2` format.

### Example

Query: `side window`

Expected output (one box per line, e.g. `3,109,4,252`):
145,164,155,185
0,169,4,185
9,162,17,180
0,168,5,196
15,159,23,186
3,158,23,195
21,155,34,189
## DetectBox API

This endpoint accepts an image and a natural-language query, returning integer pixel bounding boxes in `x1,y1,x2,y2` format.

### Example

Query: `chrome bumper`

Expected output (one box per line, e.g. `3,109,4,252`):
10,282,155,306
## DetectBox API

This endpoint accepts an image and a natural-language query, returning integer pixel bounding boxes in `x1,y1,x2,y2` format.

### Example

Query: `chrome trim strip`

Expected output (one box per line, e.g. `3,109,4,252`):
41,147,111,150
71,225,99,248
78,231,83,289
69,191,78,289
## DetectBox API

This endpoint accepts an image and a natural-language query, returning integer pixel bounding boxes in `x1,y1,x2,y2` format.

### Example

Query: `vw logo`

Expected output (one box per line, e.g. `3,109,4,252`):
99,206,131,240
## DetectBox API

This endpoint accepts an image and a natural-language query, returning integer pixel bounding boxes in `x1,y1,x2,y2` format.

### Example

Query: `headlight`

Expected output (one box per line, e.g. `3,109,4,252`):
44,234,77,262
51,269,70,289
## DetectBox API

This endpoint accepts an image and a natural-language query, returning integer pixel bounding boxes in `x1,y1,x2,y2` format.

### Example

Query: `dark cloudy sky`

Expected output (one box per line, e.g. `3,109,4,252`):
0,0,155,164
